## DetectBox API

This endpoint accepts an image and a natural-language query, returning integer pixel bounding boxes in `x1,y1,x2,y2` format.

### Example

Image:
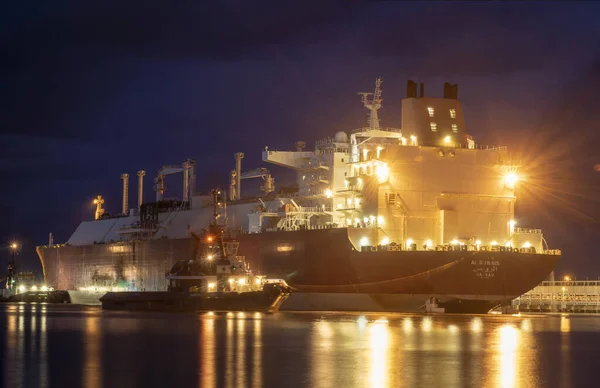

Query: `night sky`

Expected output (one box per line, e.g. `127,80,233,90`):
2,1,600,280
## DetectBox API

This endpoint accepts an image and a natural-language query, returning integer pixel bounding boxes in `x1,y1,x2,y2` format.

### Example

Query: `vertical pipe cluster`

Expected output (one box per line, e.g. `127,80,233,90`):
234,152,244,200
121,173,129,215
137,170,145,209
182,161,191,202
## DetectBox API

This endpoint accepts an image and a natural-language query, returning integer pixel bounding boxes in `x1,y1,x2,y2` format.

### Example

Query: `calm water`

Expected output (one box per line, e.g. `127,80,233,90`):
1,305,599,388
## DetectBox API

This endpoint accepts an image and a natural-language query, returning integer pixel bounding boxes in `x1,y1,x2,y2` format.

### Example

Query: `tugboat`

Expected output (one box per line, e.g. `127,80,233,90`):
100,190,291,312
1,244,69,303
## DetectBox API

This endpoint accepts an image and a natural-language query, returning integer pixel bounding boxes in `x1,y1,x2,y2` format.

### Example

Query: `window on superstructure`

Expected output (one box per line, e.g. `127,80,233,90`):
451,124,458,133
430,122,437,132
427,107,435,117
449,109,456,119
388,193,396,205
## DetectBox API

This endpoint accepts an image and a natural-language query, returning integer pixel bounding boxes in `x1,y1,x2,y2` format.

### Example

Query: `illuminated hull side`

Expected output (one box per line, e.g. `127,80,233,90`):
37,239,196,292
36,228,559,313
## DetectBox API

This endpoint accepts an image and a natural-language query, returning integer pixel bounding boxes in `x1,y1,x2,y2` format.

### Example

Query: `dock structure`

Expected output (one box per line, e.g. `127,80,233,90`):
512,280,600,313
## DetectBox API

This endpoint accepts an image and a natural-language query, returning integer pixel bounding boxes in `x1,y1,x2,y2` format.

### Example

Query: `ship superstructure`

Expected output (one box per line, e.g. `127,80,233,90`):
259,78,542,254
36,78,560,313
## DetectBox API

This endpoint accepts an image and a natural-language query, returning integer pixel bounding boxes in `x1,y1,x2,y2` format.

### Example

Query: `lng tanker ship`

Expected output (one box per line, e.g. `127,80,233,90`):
36,79,561,313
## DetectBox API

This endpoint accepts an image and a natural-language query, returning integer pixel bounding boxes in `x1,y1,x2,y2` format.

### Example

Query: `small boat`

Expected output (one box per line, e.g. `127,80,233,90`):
100,190,292,312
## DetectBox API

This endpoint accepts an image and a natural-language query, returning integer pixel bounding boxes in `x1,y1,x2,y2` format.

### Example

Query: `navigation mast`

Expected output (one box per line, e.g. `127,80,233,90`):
358,77,383,130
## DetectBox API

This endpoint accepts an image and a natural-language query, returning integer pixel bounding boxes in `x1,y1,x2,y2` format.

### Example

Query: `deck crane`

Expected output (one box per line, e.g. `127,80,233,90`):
230,168,274,198
154,159,195,202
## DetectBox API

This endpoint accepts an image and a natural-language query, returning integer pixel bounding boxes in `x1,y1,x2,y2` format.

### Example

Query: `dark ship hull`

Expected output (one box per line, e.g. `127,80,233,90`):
99,289,289,312
37,228,560,313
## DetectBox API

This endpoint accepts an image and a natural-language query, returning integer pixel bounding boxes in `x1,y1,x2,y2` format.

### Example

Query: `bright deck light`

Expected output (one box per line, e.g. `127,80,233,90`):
376,163,389,183
504,172,519,188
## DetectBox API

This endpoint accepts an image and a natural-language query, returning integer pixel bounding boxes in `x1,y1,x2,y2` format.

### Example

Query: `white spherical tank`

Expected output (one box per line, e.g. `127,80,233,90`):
334,131,348,143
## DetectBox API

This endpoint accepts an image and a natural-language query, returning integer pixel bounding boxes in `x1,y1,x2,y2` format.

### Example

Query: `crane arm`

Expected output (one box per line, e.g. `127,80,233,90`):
158,166,187,176
240,168,269,180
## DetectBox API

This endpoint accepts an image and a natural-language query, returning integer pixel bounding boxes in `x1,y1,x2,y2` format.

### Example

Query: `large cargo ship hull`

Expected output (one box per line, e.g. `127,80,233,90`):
37,228,559,313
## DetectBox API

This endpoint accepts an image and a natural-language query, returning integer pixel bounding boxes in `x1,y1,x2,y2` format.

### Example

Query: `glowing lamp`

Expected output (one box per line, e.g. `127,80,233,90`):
207,255,213,260
208,283,216,289
325,188,333,198
490,241,498,246
380,237,390,246
41,285,48,292
522,242,531,248
255,278,262,285
360,237,369,247
444,135,451,144
238,278,246,286
451,239,459,245
406,238,413,248
504,172,519,188
376,163,389,183
425,240,433,248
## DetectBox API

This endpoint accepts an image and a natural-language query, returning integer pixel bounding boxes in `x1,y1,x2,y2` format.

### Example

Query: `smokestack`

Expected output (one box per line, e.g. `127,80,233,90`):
419,82,424,98
443,82,459,99
121,173,129,215
406,80,417,98
137,170,145,209
234,152,244,200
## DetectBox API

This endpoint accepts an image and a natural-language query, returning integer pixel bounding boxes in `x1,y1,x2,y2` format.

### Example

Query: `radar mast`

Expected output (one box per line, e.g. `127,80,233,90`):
358,77,383,130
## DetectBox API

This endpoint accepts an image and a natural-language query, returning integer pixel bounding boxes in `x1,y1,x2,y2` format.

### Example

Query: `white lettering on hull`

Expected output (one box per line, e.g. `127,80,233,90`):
471,258,500,279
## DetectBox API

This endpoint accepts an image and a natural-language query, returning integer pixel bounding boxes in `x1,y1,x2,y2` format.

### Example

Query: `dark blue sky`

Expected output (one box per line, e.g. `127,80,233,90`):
2,1,600,279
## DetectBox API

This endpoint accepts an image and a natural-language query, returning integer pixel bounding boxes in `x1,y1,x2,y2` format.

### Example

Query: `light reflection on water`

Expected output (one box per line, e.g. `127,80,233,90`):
2,306,600,388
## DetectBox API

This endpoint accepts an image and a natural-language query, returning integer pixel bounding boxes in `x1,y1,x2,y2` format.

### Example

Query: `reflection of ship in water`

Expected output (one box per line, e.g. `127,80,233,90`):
37,78,560,313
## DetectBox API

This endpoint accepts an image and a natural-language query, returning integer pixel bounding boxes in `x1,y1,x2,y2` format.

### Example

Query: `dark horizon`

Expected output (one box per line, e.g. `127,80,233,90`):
2,1,600,280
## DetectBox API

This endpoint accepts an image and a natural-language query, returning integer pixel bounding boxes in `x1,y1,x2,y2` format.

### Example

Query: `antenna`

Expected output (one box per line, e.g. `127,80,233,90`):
358,77,383,130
